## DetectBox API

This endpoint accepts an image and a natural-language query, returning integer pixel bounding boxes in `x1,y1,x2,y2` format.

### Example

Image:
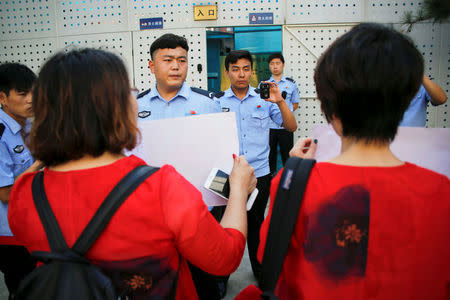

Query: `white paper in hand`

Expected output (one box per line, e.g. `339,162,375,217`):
128,112,240,206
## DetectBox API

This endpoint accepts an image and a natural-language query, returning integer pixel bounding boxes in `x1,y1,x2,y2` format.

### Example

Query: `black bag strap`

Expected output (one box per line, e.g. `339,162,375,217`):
32,171,68,253
72,165,159,255
32,165,159,255
259,157,316,296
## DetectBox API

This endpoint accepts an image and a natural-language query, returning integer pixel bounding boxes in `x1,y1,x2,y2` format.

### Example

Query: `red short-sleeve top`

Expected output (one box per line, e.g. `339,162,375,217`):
258,162,450,300
9,155,246,300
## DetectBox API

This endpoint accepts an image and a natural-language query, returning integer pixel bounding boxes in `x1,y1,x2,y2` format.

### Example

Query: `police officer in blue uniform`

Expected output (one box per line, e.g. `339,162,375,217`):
0,63,41,295
216,50,297,281
136,33,223,300
137,33,220,121
399,75,447,127
264,53,300,175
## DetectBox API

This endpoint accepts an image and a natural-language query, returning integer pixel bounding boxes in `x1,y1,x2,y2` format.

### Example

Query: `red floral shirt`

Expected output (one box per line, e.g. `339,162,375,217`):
259,162,450,300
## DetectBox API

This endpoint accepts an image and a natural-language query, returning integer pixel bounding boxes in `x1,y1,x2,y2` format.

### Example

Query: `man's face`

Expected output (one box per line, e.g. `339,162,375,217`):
226,58,252,90
269,58,284,76
149,46,188,92
0,89,33,124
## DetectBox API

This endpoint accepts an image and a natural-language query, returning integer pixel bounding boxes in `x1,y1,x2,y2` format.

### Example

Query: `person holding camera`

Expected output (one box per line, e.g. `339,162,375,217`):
215,50,297,281
262,53,300,176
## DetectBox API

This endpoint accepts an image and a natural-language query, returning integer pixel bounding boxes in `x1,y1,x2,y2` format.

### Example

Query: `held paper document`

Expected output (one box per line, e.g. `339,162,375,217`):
128,112,239,206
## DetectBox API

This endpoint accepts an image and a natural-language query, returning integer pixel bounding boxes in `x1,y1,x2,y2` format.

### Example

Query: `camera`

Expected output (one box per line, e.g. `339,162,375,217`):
259,82,270,99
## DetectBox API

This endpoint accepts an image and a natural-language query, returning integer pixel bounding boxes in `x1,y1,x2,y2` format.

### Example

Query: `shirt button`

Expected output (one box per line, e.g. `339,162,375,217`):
245,151,248,154
21,160,25,163
243,134,246,137
242,118,245,120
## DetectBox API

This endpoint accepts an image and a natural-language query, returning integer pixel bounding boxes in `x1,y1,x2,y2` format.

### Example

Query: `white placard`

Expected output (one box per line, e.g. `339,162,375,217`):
129,112,239,206
312,124,450,178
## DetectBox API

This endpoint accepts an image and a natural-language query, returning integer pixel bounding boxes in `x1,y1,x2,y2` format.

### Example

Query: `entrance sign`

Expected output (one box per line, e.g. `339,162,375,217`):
194,5,218,20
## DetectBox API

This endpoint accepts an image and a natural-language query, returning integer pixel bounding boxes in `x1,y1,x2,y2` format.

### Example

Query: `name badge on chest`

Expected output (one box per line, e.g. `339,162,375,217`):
14,145,24,153
138,111,151,118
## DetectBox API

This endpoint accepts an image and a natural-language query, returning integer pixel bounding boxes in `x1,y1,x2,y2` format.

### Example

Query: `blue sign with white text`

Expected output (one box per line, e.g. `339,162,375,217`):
249,13,274,25
140,18,164,30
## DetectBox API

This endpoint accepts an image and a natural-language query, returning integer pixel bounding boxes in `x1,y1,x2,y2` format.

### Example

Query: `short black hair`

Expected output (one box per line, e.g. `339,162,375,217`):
314,23,423,143
268,53,285,64
225,50,253,71
150,33,189,59
0,63,36,96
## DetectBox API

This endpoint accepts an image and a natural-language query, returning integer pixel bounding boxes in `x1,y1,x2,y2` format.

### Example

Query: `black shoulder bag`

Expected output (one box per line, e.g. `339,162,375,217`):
13,165,160,300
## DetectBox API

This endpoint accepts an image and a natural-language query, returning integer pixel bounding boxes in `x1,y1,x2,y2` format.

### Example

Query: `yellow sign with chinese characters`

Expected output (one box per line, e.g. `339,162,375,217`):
194,5,218,21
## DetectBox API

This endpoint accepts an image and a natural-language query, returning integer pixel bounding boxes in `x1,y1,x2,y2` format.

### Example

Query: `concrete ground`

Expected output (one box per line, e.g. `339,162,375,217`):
223,246,257,300
0,273,7,300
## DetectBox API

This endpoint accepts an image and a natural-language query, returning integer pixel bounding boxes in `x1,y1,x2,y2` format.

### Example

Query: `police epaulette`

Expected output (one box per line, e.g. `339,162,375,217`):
214,91,225,98
286,77,296,83
0,123,5,139
191,87,215,99
137,89,151,99
254,88,260,94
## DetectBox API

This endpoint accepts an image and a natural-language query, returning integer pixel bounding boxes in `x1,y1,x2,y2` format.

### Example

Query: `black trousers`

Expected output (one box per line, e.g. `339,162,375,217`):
189,174,272,296
269,129,294,176
0,245,36,296
247,173,272,280
188,262,224,300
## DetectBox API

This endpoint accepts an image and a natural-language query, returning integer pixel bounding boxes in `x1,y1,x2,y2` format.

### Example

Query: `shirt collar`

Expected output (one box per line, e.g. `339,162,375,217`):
224,87,235,98
149,82,189,102
0,109,22,134
225,85,256,101
269,75,286,83
177,82,190,100
248,86,258,97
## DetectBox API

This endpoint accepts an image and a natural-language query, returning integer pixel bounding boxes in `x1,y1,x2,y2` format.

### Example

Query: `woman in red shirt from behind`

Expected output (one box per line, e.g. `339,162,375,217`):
258,23,450,300
7,48,256,299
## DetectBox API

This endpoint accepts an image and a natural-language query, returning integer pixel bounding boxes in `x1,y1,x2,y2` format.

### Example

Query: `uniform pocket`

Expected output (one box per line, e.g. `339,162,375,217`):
11,150,32,168
251,111,270,128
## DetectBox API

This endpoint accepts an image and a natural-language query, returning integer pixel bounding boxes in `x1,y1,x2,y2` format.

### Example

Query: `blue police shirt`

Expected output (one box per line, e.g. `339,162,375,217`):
137,82,221,121
400,85,431,127
265,75,300,129
217,86,283,178
0,109,34,236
